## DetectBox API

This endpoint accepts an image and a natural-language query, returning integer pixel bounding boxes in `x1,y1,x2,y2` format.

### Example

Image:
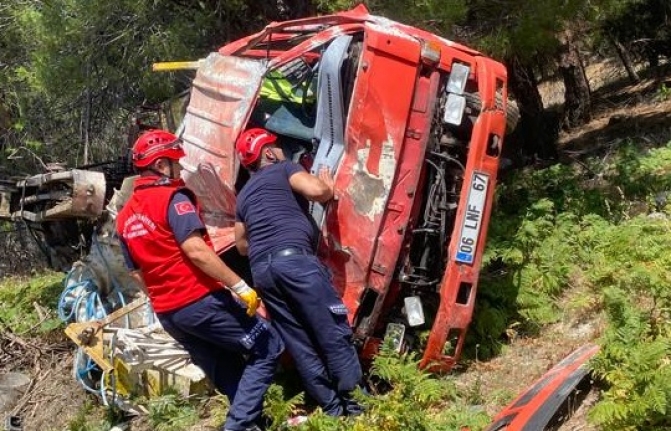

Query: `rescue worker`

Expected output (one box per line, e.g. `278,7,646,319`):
116,129,283,431
234,127,363,417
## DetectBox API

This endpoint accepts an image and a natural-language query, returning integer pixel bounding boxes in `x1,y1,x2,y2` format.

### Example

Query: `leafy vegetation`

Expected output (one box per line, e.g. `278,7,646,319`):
146,389,199,431
471,140,671,429
258,342,490,431
0,272,63,333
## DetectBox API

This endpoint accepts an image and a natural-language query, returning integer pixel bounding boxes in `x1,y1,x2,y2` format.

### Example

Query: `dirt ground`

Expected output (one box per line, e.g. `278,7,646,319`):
0,332,87,431
2,57,671,431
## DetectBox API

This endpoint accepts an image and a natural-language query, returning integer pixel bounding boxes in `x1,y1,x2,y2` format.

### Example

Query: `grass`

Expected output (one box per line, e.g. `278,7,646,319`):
0,271,65,334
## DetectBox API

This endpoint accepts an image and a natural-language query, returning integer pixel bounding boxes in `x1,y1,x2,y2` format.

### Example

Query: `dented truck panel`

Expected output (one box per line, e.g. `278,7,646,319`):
326,23,420,315
180,54,266,252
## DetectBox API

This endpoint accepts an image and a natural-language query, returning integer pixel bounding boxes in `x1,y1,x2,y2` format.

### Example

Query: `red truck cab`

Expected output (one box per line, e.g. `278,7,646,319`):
178,4,514,371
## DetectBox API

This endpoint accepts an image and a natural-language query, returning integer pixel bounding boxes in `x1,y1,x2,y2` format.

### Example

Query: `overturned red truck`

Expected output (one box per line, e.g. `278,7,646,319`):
175,4,516,372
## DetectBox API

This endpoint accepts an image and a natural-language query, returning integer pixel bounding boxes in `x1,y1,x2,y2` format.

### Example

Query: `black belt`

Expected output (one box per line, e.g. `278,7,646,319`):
270,247,310,260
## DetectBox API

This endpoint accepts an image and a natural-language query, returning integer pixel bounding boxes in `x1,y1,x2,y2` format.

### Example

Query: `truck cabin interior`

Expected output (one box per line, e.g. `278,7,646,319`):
234,33,363,231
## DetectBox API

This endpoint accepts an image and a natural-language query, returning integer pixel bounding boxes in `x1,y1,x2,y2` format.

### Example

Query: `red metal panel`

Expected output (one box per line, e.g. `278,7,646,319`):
266,24,364,70
363,71,441,334
218,6,369,56
180,53,266,253
321,26,420,320
484,344,600,431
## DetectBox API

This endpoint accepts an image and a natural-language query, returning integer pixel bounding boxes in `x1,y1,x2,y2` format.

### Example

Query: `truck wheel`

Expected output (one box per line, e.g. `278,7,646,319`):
464,92,520,134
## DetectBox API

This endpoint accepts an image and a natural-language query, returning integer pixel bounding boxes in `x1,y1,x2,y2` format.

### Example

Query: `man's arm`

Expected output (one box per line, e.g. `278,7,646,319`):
289,166,334,203
169,191,259,316
180,232,260,316
180,232,243,287
234,222,249,256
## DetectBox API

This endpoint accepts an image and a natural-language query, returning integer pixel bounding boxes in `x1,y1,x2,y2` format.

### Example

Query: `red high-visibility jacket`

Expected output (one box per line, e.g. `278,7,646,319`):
116,176,222,313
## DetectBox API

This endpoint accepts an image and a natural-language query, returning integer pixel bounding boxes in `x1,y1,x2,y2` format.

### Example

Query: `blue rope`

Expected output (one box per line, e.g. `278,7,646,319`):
73,349,103,396
61,235,138,406
58,278,94,322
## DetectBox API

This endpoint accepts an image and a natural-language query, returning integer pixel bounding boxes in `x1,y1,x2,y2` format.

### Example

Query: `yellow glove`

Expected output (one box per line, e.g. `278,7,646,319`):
230,280,260,316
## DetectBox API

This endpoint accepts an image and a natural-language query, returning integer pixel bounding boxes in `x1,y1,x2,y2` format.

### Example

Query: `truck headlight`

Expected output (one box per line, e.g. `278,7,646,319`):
443,93,466,126
404,296,425,327
445,62,470,95
443,62,470,126
384,323,406,353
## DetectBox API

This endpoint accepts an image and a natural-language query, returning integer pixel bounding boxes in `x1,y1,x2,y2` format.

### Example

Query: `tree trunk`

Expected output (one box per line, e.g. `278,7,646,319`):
504,55,558,164
559,29,591,129
83,62,91,165
609,34,640,84
578,50,591,97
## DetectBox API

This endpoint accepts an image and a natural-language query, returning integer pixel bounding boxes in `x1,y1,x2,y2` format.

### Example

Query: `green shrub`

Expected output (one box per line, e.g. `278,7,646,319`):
270,342,489,431
358,343,485,431
263,383,305,431
585,218,671,430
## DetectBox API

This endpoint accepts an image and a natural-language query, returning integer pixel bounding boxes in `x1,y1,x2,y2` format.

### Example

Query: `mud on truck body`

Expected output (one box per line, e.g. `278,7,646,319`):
0,5,518,373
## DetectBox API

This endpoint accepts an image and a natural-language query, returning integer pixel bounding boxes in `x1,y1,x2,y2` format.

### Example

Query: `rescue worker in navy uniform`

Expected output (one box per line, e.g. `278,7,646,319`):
234,127,363,417
116,129,284,431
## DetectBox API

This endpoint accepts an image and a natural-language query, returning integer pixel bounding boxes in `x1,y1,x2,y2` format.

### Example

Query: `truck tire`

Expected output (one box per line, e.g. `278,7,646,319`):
464,92,520,134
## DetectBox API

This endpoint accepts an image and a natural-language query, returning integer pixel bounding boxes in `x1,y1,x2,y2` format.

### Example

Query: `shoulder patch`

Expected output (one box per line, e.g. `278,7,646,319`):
174,201,196,215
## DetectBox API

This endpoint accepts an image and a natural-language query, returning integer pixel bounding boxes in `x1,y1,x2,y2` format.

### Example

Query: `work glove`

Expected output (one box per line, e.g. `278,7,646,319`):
230,280,260,317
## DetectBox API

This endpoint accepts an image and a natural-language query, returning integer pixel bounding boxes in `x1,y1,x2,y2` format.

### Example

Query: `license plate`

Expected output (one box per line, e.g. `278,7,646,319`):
455,171,489,265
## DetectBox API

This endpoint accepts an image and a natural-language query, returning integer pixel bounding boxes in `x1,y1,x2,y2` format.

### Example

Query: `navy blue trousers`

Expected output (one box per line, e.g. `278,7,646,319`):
158,290,284,431
252,253,362,416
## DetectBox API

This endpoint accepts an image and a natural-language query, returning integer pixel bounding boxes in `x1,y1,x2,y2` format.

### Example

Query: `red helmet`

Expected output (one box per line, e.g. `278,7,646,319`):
131,129,185,168
235,128,277,168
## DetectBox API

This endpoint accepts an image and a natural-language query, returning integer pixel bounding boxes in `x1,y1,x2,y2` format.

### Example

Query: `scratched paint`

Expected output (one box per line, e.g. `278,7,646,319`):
368,12,480,56
182,53,265,161
348,138,397,220
367,18,416,43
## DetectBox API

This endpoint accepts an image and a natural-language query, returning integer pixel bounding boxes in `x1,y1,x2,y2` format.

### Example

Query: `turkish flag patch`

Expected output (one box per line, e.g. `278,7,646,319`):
174,201,196,215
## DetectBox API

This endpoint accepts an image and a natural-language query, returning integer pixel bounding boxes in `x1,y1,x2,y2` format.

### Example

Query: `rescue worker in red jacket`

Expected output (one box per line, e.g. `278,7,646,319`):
234,128,363,417
116,129,283,431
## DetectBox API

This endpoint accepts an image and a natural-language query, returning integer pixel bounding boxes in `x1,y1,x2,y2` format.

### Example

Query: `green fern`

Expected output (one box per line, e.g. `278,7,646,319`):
146,389,199,431
263,383,305,431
